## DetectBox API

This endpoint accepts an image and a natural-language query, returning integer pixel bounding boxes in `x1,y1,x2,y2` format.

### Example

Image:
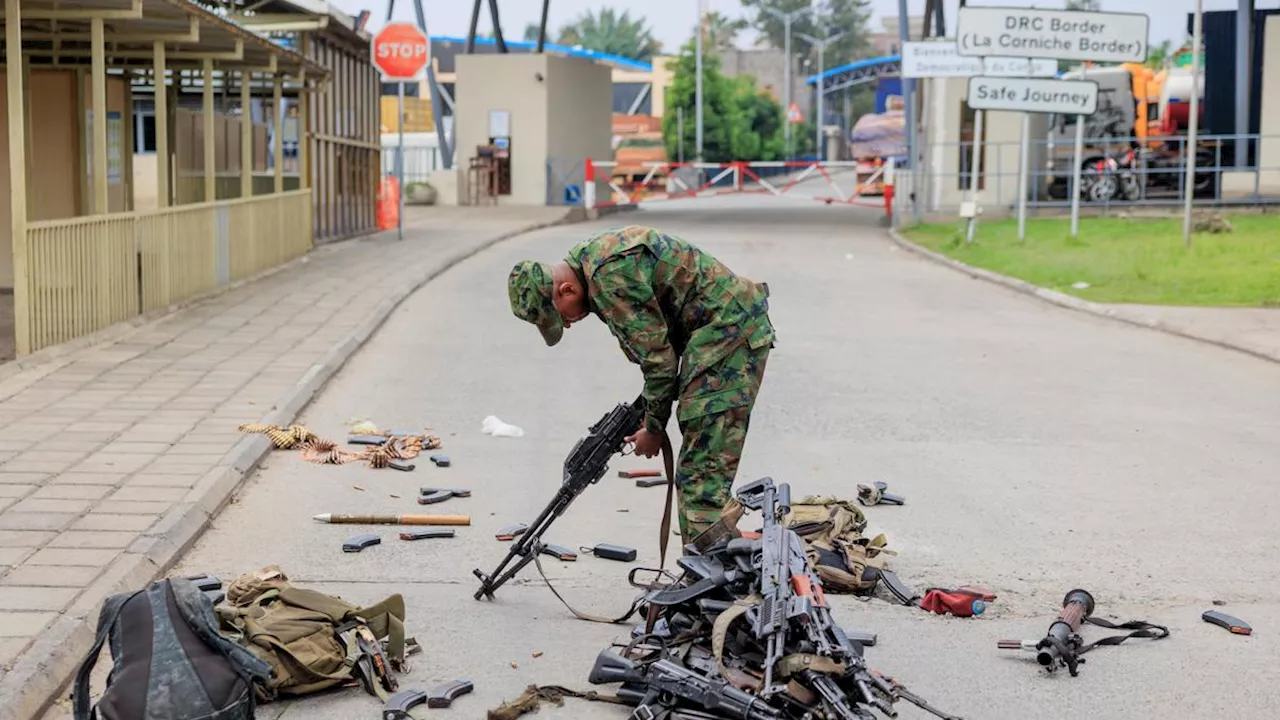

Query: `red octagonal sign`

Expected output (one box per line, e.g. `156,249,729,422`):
372,23,431,82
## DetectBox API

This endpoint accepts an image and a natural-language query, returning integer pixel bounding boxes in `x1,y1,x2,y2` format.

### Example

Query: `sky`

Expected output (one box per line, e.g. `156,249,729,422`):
337,0,1280,55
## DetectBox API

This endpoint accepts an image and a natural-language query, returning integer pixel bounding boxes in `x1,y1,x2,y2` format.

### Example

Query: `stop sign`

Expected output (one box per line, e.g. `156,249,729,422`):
372,23,431,82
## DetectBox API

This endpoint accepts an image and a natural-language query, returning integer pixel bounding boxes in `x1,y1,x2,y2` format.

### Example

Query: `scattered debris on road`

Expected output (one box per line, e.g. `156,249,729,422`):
582,543,636,562
342,533,382,553
313,512,471,526
399,528,456,541
857,481,906,506
1202,610,1252,635
418,487,471,505
482,415,525,437
495,523,529,541
999,589,1170,676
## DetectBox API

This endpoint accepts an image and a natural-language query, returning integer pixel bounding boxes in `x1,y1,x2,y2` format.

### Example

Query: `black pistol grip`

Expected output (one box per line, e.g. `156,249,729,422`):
427,678,475,708
382,689,428,720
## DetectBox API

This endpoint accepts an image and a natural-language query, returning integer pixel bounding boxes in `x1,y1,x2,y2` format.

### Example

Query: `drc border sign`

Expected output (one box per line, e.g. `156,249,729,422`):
966,76,1099,116
372,23,431,82
956,7,1149,64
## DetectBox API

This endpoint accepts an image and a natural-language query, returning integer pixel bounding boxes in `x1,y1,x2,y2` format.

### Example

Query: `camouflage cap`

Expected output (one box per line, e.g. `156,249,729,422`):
507,260,563,347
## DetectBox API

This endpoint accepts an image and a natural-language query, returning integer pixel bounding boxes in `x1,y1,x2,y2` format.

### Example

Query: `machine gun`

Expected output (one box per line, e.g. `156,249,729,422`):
473,395,645,601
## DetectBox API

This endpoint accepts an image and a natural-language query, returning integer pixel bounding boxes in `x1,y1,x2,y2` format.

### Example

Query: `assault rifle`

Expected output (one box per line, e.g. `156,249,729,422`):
736,478,895,719
589,650,782,720
473,396,645,601
736,478,964,720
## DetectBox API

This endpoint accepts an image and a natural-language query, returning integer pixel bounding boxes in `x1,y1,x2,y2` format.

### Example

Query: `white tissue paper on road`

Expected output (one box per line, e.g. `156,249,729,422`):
482,415,524,438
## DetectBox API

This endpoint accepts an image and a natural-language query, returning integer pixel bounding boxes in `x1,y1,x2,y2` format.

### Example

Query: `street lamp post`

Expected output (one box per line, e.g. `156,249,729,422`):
763,6,813,158
796,31,845,162
695,0,705,161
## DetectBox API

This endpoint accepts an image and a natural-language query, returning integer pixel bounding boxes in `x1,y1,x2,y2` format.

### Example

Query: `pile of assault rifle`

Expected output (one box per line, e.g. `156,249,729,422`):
474,396,1172,719
586,475,960,720
473,395,961,719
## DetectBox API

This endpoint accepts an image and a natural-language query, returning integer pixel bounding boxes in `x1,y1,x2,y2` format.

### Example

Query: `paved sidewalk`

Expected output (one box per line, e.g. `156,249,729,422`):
1111,304,1280,364
0,205,572,720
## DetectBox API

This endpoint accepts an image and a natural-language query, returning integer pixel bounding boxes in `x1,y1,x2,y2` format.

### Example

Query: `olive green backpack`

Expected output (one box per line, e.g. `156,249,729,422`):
214,566,411,702
784,496,895,594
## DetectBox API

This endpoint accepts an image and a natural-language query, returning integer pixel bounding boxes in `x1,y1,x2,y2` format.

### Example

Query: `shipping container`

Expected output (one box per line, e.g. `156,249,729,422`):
1192,8,1280,165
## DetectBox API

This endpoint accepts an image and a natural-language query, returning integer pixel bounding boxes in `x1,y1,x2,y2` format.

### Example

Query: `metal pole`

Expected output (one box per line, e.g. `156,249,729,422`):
784,17,792,156
1183,0,1204,247
397,82,405,241
965,109,984,244
898,0,918,224
1017,112,1030,241
1070,66,1087,238
410,0,451,170
1234,0,1251,169
678,106,685,164
695,0,704,161
816,43,824,161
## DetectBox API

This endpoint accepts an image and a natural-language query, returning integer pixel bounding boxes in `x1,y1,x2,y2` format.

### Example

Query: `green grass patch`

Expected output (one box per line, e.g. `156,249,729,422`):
903,216,1280,307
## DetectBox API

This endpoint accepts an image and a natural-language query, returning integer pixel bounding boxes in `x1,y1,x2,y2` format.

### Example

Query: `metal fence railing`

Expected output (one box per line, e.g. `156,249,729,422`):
381,146,442,186
904,132,1280,218
21,190,313,354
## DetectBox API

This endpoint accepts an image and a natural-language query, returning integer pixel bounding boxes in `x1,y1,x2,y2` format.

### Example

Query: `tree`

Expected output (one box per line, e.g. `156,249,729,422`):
740,0,872,71
702,11,749,51
661,40,794,163
1064,0,1102,10
1146,39,1174,69
662,41,738,162
547,8,662,61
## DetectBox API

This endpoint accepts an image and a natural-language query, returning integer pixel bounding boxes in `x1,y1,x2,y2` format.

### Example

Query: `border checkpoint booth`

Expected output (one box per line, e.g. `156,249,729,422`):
1,0,329,359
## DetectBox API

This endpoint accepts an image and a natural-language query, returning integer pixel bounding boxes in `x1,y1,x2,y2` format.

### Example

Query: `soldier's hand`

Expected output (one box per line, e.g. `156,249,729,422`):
625,428,663,458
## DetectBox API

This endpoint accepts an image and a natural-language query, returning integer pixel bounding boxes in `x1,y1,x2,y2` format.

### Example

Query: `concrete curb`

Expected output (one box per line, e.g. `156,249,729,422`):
885,229,1280,367
4,211,580,720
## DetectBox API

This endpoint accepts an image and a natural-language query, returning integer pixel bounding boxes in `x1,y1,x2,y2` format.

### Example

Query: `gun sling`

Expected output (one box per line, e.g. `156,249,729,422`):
1072,616,1171,655
529,433,678,626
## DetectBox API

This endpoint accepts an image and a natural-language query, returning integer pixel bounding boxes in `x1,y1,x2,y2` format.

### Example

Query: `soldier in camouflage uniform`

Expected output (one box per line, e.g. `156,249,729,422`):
507,225,775,543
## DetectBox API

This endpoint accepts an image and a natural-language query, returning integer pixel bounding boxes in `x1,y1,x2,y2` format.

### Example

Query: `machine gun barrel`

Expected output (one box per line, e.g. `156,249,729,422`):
473,396,644,601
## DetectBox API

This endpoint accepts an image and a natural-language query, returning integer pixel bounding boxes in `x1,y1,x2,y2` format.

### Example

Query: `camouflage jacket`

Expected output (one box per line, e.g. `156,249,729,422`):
566,226,774,434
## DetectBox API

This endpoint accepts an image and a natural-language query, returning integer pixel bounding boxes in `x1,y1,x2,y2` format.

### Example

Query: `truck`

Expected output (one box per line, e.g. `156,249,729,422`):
1042,62,1215,202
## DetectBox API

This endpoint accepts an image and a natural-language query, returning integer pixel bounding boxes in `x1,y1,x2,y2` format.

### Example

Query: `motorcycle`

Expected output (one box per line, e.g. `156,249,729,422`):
1080,147,1142,203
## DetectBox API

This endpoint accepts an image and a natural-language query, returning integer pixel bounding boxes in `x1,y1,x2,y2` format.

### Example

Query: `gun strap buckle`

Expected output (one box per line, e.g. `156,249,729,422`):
631,705,658,720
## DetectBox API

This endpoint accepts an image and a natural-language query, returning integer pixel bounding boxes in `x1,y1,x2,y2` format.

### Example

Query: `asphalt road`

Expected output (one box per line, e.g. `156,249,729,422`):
162,199,1279,720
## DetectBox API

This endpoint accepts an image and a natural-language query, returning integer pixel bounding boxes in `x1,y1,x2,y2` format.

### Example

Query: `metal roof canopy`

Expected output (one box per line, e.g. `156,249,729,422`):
8,0,328,79
806,55,902,95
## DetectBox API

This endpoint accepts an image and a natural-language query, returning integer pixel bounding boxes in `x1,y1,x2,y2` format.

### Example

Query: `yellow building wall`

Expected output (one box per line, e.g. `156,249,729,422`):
379,95,435,133
0,69,126,289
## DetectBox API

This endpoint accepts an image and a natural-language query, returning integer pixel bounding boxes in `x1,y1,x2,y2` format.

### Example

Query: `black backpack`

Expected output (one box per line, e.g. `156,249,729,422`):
73,578,272,720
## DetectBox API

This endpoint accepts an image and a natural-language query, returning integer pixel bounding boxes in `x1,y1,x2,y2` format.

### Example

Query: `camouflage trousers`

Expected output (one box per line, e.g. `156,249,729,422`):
674,343,771,544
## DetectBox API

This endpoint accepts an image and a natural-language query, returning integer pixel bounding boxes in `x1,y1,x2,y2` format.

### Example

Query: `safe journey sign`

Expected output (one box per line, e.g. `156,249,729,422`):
956,7,1149,64
966,76,1099,116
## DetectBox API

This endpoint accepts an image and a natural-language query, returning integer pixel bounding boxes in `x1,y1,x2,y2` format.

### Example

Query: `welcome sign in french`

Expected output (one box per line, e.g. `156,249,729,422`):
966,76,1100,116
